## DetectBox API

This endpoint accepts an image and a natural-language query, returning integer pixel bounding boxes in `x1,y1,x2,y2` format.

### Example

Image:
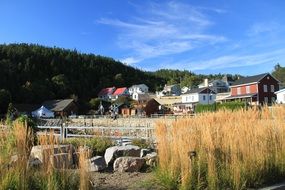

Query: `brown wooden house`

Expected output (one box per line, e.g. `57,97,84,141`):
224,73,279,105
43,99,78,117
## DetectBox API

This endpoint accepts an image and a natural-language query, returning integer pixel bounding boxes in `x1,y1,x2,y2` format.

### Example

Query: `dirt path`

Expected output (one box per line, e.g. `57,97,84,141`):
90,171,162,190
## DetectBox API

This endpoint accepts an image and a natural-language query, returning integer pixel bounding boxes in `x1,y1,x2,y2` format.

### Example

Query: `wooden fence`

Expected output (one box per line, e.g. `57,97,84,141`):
37,123,154,142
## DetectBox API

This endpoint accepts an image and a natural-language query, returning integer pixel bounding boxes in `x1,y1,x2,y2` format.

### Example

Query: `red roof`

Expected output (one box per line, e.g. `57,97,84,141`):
98,87,115,96
113,87,128,95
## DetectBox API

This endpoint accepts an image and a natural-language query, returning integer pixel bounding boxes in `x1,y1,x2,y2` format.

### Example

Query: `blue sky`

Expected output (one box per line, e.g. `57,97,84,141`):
1,0,285,75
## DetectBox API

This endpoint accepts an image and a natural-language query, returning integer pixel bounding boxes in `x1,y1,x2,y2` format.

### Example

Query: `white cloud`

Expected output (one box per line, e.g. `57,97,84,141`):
247,21,280,36
120,57,141,65
97,1,226,64
163,48,285,71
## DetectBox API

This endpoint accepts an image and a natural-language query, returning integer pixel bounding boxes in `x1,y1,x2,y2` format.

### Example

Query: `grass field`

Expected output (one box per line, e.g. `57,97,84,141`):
155,105,285,189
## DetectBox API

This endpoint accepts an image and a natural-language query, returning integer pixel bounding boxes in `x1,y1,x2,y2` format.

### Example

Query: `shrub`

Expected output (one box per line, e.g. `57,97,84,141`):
132,138,151,149
64,137,114,156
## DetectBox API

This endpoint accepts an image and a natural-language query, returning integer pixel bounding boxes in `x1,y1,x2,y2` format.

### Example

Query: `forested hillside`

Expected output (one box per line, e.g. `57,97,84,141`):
0,43,164,105
1,43,283,114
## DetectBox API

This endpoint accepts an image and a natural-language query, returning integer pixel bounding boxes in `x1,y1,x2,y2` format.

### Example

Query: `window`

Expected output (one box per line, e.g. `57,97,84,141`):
237,87,241,95
263,85,268,92
264,97,268,103
246,86,250,94
271,85,275,92
209,95,212,100
203,95,206,101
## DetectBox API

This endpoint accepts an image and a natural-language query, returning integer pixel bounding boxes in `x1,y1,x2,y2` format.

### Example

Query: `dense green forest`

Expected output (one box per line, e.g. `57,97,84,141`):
0,43,284,113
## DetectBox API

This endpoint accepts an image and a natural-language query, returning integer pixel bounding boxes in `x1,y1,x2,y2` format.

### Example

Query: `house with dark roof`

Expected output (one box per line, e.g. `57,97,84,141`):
223,73,279,105
42,99,77,117
98,87,116,101
173,87,216,114
112,87,129,100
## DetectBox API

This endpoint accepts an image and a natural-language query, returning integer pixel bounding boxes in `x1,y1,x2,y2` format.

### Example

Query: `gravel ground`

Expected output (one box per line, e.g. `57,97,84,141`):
90,171,162,190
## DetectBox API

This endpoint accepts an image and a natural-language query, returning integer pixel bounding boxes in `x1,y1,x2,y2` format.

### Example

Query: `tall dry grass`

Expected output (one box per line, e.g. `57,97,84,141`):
0,120,91,190
155,105,285,189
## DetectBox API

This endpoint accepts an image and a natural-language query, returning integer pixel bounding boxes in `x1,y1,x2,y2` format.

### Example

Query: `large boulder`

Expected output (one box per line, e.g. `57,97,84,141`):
85,156,107,172
30,144,75,165
104,145,141,166
113,157,145,172
50,153,73,169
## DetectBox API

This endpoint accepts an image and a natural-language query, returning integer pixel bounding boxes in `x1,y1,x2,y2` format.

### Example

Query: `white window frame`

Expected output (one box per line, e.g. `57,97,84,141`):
246,86,250,94
263,85,268,92
271,85,275,92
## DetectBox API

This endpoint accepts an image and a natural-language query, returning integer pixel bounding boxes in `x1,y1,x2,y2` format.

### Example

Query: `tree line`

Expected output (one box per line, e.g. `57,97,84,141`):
0,43,284,114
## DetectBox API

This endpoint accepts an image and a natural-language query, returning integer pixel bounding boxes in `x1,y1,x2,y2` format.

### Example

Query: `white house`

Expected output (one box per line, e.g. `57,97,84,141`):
128,84,149,95
198,79,230,93
275,88,285,104
182,87,216,105
173,87,216,114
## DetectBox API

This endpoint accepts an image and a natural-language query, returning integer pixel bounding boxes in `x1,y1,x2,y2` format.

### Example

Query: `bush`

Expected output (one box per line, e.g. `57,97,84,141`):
195,101,246,113
132,138,151,149
64,137,114,156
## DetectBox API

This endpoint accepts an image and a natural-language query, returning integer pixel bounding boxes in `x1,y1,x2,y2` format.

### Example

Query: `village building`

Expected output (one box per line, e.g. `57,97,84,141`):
198,78,231,93
275,88,285,104
173,87,216,114
144,98,161,117
157,84,181,97
97,87,116,101
128,84,149,95
112,87,129,100
132,92,150,104
43,99,78,117
222,73,279,105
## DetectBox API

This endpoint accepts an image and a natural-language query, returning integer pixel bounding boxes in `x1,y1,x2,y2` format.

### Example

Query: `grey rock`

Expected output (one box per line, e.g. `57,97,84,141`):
86,156,107,172
50,153,73,169
104,145,141,166
113,157,145,172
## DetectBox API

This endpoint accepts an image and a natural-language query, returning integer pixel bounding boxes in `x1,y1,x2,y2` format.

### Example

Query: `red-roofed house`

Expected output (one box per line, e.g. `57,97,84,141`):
98,87,116,101
112,87,129,100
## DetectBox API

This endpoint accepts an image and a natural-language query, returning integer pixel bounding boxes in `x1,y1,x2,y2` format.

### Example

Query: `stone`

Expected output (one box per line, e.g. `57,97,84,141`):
140,149,152,157
30,144,75,165
86,156,107,172
144,152,157,167
113,157,145,172
50,153,73,169
28,157,42,168
104,145,141,166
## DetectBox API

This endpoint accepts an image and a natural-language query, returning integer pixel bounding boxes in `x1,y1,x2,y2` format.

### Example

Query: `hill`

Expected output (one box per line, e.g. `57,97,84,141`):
0,43,164,106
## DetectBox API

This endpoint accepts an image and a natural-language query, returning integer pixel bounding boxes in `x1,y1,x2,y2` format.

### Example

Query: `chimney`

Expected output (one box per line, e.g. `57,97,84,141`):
204,78,209,87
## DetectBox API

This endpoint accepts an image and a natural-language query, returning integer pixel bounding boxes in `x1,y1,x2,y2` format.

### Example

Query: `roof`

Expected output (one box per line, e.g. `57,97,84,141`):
113,87,128,95
43,99,75,112
224,93,257,100
275,88,285,94
129,84,148,88
231,73,270,86
98,87,115,96
187,87,216,94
